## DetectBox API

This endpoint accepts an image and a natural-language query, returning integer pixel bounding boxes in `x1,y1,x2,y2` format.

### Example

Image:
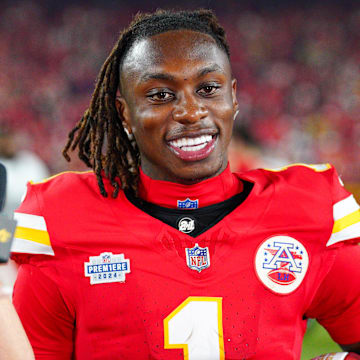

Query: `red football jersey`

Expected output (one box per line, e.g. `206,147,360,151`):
12,164,360,359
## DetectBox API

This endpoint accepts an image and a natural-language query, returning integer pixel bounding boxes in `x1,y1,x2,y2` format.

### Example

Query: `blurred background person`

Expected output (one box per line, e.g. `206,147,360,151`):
0,164,34,360
0,128,49,294
0,128,49,218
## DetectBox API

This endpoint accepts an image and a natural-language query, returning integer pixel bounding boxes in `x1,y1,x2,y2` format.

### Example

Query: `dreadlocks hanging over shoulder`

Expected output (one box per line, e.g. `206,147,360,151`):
62,9,230,198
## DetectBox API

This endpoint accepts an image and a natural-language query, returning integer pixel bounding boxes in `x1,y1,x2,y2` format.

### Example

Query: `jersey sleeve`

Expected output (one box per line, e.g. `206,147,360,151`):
327,166,360,246
11,182,75,358
307,166,360,344
305,243,360,344
13,263,75,359
11,182,54,257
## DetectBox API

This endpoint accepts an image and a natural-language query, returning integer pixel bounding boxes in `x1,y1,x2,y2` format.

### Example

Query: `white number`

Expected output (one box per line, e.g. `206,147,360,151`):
164,296,225,360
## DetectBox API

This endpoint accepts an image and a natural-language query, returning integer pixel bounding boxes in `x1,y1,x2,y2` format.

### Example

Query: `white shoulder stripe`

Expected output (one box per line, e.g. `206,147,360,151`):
14,212,47,231
333,195,360,221
11,238,54,256
327,222,360,246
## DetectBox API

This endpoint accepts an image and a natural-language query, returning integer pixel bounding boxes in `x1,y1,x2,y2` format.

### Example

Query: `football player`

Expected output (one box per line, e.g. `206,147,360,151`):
12,9,360,359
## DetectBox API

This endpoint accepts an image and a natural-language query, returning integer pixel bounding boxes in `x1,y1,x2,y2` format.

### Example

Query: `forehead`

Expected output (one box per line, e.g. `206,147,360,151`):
120,30,231,86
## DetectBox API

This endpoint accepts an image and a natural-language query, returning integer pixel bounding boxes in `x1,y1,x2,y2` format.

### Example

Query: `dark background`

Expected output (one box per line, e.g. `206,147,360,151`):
1,0,360,181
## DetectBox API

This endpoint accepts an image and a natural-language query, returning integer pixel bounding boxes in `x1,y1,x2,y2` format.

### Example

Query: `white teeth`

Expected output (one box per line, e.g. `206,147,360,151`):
181,143,207,151
169,135,213,150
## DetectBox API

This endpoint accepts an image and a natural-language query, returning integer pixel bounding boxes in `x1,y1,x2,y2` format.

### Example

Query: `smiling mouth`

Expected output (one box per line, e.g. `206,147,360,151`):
167,134,217,161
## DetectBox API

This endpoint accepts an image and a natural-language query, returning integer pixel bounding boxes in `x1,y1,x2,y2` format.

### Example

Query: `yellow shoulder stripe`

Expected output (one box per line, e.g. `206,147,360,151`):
332,209,360,234
30,170,93,185
14,227,51,246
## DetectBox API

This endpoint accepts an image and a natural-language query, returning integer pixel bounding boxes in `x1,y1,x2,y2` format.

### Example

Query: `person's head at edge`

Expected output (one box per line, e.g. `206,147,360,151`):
63,9,239,198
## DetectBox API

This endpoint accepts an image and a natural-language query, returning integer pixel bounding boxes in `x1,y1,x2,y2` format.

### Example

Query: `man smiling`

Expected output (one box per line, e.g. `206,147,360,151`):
11,9,360,359
117,29,237,183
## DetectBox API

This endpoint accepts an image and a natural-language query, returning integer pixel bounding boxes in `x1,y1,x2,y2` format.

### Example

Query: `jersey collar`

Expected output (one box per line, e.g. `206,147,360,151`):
138,164,243,209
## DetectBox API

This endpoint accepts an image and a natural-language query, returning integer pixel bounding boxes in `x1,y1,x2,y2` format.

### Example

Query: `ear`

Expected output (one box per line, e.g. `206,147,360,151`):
115,96,132,134
231,78,239,120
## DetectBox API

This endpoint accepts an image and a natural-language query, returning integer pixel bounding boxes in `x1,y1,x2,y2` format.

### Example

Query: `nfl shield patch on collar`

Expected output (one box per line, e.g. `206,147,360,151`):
185,243,210,272
177,198,199,209
84,252,130,285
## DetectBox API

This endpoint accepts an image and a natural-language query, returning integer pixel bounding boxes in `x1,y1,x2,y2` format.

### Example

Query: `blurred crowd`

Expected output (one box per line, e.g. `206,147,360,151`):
1,1,360,181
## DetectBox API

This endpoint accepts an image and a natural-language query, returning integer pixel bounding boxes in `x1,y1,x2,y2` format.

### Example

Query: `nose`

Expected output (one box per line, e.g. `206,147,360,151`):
172,92,208,124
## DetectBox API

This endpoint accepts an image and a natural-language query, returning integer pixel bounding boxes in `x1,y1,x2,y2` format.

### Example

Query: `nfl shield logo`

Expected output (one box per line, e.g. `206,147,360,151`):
185,243,210,272
177,198,199,209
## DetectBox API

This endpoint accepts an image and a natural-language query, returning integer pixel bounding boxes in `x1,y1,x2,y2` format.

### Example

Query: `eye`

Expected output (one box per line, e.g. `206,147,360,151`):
147,91,174,102
197,84,220,97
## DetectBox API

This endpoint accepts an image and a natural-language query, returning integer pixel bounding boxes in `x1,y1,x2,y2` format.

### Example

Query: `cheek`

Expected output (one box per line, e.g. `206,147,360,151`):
211,100,235,133
130,108,168,150
130,107,162,134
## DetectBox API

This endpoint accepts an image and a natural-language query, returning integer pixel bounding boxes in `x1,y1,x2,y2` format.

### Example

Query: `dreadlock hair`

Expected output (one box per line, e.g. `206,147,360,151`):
62,8,231,198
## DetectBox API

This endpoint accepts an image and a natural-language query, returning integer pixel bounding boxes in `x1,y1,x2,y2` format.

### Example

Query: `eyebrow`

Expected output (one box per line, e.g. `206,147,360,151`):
139,64,225,84
197,64,224,78
139,73,175,83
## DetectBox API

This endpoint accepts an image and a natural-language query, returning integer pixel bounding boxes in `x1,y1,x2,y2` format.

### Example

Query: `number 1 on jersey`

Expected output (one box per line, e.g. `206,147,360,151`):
164,296,225,360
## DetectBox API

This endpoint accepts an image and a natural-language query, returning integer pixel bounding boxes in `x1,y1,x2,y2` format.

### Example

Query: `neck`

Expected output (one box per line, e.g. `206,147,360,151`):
137,164,243,209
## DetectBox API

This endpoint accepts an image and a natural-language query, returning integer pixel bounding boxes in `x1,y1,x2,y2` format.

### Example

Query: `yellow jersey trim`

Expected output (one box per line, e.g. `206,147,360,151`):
14,226,51,246
30,170,93,185
332,209,360,234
